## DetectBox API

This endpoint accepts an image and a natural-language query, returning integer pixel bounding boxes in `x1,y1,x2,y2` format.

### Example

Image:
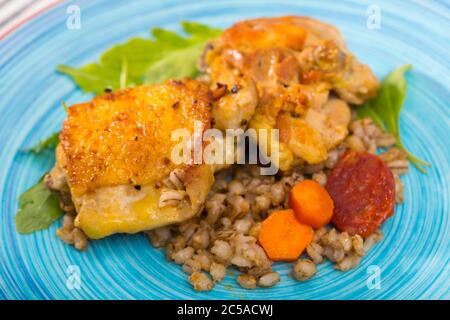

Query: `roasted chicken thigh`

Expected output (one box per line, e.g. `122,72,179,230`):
203,16,379,170
46,79,215,239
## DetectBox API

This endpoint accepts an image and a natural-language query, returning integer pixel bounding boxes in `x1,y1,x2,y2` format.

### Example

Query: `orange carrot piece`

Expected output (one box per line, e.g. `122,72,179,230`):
290,180,334,229
258,209,314,262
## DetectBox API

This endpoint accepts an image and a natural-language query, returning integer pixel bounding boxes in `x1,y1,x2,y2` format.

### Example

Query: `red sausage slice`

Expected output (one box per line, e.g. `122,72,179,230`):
326,150,395,237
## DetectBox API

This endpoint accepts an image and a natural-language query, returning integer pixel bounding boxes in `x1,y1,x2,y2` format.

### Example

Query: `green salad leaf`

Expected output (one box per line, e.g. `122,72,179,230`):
356,65,430,172
26,132,59,154
57,21,221,95
144,42,205,84
15,178,63,234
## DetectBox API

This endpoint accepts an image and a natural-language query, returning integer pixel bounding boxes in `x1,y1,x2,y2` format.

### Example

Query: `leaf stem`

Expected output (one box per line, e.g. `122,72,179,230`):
120,58,128,89
395,137,430,173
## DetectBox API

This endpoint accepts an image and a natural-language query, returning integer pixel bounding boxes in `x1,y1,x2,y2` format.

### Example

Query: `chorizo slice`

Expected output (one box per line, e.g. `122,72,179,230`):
326,150,395,237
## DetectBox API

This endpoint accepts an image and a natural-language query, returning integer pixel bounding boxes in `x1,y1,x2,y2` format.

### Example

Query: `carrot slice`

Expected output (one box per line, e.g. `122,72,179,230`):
290,180,334,229
258,209,314,262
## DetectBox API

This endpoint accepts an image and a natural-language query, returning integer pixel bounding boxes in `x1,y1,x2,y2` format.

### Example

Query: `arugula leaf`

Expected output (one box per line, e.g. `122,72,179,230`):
57,22,221,95
26,132,59,154
15,178,63,234
356,65,430,172
181,21,223,39
57,64,126,96
145,43,204,84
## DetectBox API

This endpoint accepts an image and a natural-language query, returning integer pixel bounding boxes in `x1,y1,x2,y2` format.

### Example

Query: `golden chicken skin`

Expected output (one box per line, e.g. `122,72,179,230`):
202,16,378,170
46,79,215,239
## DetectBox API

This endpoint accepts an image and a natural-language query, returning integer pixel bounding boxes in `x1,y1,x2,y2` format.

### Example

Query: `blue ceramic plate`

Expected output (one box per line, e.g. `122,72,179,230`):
0,0,449,300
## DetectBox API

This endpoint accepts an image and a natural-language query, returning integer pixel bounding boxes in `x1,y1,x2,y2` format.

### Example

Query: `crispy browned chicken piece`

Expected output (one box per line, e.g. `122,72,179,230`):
203,16,379,169
46,79,215,239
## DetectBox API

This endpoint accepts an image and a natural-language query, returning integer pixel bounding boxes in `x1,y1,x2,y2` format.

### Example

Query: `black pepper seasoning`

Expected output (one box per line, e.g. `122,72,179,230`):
231,85,240,94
